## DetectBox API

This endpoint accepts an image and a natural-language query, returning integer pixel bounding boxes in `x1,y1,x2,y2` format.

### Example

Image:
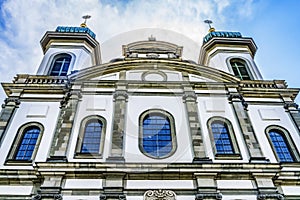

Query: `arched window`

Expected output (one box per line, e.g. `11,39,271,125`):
139,110,176,159
211,121,234,154
207,117,240,159
266,126,299,162
49,53,72,76
75,116,106,158
6,123,43,162
230,59,252,80
15,126,40,160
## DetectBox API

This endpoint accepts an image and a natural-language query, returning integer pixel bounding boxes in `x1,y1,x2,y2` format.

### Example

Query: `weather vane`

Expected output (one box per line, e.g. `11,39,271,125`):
204,19,215,32
81,15,91,27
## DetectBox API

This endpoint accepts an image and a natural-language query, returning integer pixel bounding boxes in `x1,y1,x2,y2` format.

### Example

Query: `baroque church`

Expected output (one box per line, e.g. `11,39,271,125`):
0,19,300,200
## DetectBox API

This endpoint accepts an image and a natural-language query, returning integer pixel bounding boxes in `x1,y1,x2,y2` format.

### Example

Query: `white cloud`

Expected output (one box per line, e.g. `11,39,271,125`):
0,0,263,102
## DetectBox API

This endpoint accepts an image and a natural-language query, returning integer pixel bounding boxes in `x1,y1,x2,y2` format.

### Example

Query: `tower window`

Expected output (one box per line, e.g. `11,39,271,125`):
6,123,44,163
230,59,252,80
266,127,298,162
139,110,176,159
49,53,72,76
75,116,106,158
207,117,240,159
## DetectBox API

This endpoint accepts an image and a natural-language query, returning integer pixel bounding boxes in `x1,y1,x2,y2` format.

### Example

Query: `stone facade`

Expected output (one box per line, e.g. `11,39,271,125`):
0,26,299,200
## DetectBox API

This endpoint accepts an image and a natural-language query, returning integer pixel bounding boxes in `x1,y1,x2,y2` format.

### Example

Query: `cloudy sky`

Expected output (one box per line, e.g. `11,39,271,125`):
0,0,299,103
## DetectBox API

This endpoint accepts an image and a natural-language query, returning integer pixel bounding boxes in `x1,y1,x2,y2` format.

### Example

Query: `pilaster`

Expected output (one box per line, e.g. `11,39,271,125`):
253,173,284,200
32,172,64,200
100,173,126,200
106,82,128,162
0,97,20,145
48,91,81,161
228,94,266,162
195,173,222,200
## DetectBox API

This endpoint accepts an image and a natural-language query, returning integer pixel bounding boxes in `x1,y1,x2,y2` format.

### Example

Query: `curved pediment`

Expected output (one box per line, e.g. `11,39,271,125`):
122,39,183,59
68,59,240,83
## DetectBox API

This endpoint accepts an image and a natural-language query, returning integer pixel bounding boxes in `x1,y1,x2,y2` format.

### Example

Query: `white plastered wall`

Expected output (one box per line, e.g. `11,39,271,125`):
247,103,300,163
0,101,60,169
197,95,250,162
125,95,193,163
67,95,114,162
206,50,263,80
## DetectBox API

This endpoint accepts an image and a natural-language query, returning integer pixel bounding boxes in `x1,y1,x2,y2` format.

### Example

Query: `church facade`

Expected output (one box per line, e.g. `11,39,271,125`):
0,23,300,200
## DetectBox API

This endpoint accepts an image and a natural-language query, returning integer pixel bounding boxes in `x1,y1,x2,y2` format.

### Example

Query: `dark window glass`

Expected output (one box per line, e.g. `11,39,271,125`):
81,119,102,153
50,54,71,76
143,114,172,157
15,127,40,160
230,60,251,80
211,121,234,154
269,130,294,162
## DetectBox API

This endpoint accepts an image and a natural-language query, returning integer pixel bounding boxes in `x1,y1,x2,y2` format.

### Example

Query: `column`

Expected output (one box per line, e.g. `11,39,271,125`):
228,94,266,162
48,91,81,161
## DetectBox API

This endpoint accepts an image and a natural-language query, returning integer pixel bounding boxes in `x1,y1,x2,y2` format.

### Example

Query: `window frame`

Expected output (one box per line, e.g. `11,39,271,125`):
49,53,72,76
207,117,241,159
74,115,107,159
6,122,44,164
265,125,299,163
228,58,253,80
139,109,177,159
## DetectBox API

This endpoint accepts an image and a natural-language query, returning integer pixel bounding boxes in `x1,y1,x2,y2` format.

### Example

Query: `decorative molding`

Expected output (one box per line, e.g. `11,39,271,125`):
257,193,284,200
113,90,129,101
195,193,222,200
32,194,41,200
228,94,248,110
182,93,197,102
60,91,82,107
284,102,299,110
144,189,176,200
2,97,20,108
100,194,126,200
32,194,62,200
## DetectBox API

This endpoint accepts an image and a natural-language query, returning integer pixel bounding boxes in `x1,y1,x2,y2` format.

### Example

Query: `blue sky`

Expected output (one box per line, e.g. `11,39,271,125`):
0,0,299,103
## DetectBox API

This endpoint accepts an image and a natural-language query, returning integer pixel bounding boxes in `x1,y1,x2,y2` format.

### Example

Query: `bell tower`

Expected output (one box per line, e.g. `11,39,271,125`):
36,15,101,76
198,20,263,80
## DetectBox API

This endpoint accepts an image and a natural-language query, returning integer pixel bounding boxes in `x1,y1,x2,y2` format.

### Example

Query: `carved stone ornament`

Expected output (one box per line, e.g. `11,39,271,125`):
228,94,248,110
2,97,21,108
60,91,82,107
284,102,299,110
257,193,284,200
182,93,197,102
144,189,176,200
113,90,129,101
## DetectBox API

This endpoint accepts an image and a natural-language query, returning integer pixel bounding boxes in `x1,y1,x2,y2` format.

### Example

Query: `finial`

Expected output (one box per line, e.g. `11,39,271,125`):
80,15,91,27
204,19,215,32
148,35,156,41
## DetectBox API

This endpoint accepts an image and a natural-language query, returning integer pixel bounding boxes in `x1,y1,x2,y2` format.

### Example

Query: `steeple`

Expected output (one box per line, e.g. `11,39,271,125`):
198,22,262,80
36,16,101,76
